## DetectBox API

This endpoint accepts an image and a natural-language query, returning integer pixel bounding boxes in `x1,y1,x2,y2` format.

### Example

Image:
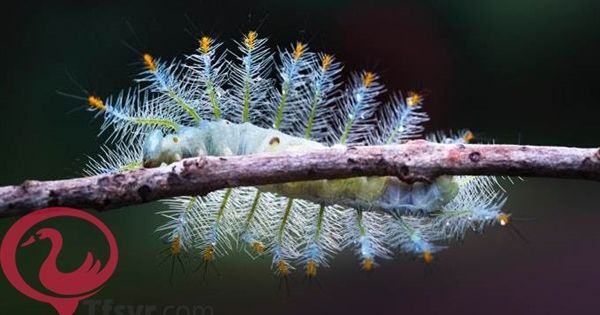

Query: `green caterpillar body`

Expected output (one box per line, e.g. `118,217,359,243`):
142,120,459,215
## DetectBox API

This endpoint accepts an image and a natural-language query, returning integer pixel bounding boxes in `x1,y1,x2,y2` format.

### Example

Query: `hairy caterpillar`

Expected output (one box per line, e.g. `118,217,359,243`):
82,32,508,279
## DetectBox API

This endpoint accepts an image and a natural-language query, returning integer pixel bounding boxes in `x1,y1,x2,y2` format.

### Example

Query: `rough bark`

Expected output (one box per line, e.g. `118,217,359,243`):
0,141,598,216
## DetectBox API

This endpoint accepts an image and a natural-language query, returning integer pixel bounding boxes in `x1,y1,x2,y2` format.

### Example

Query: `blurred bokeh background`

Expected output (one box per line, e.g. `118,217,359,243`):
1,0,599,314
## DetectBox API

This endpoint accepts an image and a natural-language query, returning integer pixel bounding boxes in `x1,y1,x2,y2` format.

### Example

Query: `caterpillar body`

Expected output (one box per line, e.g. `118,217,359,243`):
142,120,458,215
82,32,508,279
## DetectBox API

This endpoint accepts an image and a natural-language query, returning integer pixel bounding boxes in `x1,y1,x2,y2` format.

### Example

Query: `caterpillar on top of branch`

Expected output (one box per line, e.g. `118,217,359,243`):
81,31,511,280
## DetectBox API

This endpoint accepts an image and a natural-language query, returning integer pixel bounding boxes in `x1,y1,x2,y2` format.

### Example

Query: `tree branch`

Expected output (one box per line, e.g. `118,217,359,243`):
0,141,598,217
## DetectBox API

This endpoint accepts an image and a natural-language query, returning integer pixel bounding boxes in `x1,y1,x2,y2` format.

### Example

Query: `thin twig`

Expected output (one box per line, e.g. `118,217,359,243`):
0,141,598,216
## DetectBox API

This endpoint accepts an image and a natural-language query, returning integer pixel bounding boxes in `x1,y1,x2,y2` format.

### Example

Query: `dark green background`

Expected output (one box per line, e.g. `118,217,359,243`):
1,0,599,314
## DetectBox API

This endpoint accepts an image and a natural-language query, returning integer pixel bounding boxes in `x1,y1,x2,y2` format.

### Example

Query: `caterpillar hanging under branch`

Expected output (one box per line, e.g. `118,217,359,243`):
82,32,509,279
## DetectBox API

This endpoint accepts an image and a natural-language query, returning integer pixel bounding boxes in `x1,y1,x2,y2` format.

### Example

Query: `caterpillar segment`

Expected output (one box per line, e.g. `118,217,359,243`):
266,42,319,277
82,32,509,280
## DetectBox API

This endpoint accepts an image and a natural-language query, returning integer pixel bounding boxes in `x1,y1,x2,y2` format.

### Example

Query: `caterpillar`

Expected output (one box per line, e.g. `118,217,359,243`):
82,32,509,279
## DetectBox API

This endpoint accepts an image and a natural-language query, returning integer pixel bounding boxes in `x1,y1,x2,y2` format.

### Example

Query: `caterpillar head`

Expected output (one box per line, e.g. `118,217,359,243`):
143,130,165,168
142,127,206,167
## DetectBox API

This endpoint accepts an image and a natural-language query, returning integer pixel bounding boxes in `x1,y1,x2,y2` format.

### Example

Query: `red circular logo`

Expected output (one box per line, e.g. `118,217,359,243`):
0,207,118,315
